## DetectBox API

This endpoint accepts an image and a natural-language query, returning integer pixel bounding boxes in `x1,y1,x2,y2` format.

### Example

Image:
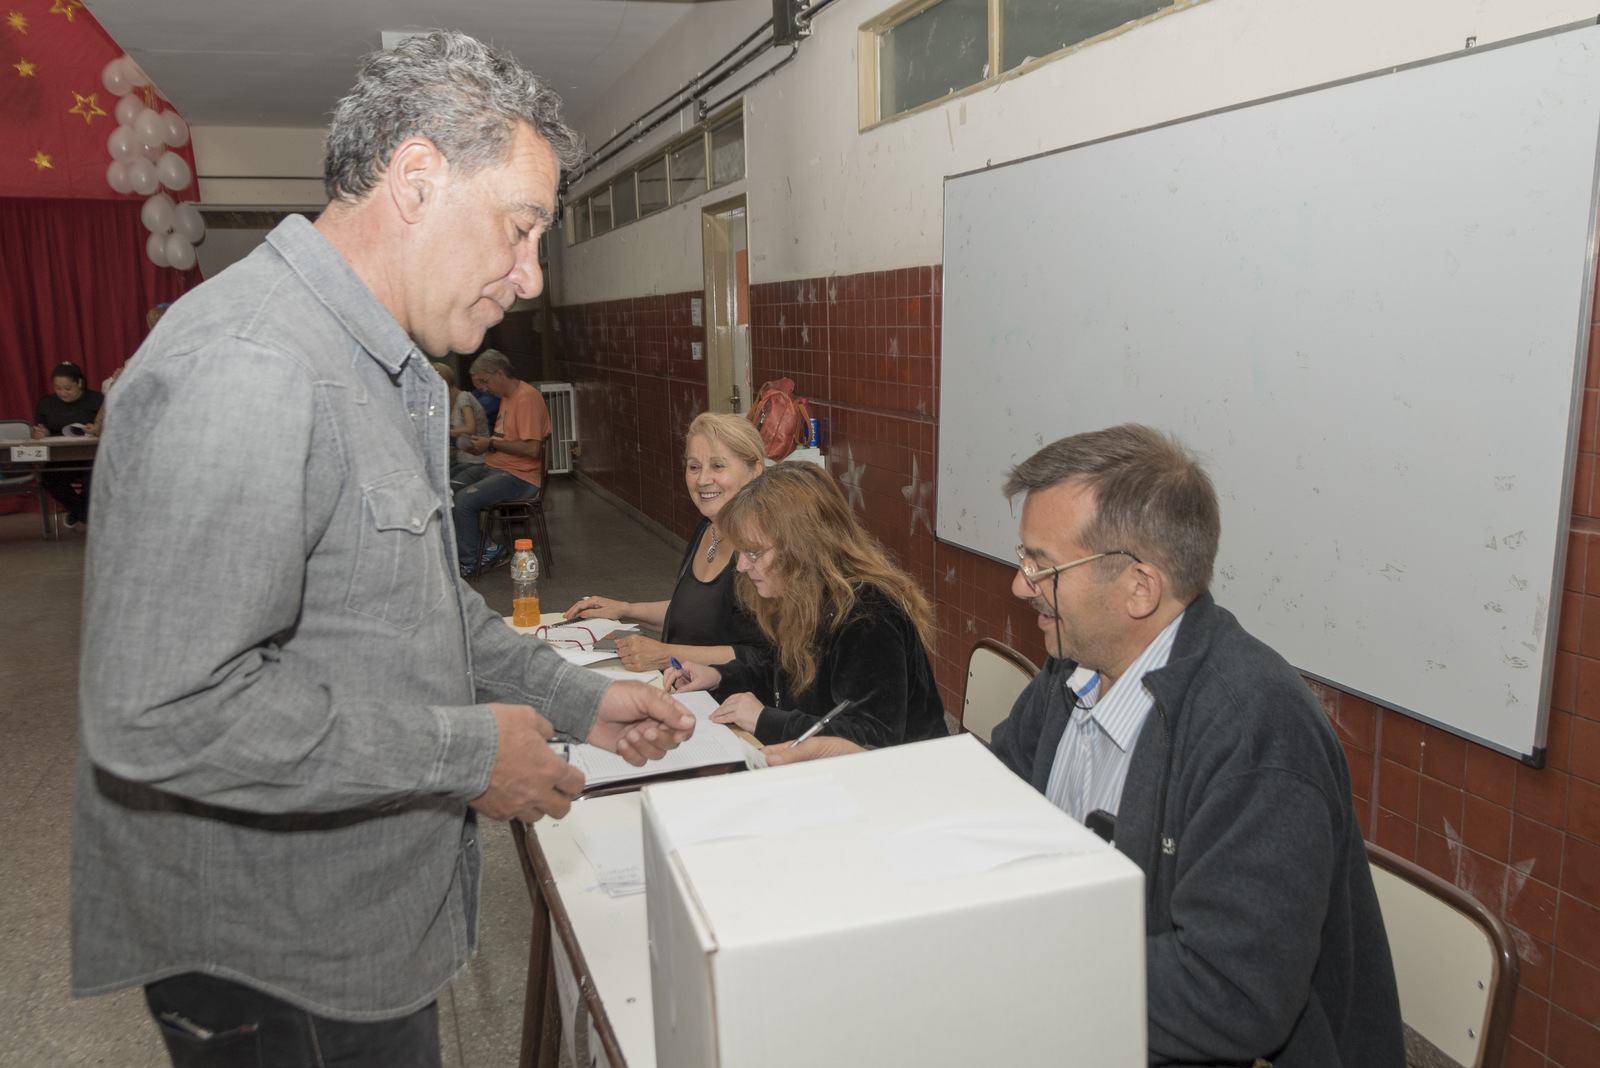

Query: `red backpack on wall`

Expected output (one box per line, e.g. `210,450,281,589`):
747,378,815,459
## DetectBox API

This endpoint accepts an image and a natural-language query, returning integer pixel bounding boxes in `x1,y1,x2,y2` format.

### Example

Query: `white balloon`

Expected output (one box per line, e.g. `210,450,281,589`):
156,152,192,192
162,111,190,148
141,193,175,234
106,160,133,195
141,140,163,162
124,57,150,89
106,125,138,162
146,231,170,268
173,201,205,244
114,93,144,128
165,233,196,271
101,57,130,96
128,157,159,196
134,109,165,148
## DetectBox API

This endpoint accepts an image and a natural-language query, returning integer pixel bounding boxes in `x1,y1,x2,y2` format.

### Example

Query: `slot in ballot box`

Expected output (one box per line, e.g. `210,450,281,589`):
641,734,1146,1067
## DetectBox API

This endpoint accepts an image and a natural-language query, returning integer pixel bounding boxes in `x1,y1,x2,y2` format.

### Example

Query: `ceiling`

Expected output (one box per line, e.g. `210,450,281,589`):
82,0,717,129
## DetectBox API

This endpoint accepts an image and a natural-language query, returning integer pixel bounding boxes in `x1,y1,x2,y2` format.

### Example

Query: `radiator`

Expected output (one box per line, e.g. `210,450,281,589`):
538,382,576,475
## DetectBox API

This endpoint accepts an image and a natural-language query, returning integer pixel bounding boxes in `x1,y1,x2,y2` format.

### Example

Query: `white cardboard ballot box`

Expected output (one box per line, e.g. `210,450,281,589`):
641,734,1146,1067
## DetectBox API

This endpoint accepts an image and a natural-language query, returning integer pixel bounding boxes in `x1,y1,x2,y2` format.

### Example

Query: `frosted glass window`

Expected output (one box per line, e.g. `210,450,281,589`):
711,115,745,187
612,173,638,226
638,157,669,215
669,139,708,203
878,0,987,120
1001,0,1167,71
591,188,612,234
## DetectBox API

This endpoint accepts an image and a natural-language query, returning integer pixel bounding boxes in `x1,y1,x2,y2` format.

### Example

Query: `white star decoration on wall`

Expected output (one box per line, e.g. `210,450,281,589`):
901,455,932,537
837,443,866,512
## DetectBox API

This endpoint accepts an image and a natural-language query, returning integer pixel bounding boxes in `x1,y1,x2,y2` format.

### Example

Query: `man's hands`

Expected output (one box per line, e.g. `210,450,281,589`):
470,685,697,822
470,703,585,822
586,681,696,765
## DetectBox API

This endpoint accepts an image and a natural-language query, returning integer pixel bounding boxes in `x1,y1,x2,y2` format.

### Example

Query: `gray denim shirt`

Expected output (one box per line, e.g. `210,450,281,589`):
70,214,610,1020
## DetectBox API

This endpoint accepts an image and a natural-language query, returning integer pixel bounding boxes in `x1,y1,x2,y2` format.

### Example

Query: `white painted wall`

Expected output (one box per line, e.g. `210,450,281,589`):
191,125,327,206
556,0,1599,305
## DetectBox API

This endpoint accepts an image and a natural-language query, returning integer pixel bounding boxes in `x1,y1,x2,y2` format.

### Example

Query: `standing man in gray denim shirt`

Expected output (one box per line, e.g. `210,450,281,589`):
70,32,694,1068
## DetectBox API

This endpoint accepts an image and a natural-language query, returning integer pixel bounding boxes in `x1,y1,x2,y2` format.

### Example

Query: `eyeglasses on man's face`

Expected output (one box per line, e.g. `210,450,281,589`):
1014,545,1142,591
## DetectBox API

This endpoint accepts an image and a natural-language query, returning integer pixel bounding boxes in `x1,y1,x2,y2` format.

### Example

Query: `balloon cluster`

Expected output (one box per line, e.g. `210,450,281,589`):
100,54,205,270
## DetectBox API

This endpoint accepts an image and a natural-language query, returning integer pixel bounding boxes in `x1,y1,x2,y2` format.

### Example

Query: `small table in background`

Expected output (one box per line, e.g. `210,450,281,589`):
3,435,98,539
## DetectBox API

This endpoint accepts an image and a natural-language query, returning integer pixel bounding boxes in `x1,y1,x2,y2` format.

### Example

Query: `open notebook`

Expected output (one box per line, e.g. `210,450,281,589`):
565,690,758,790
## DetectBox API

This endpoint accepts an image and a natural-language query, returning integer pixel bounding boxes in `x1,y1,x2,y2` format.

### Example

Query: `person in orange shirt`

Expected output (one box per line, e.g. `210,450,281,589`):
452,348,550,576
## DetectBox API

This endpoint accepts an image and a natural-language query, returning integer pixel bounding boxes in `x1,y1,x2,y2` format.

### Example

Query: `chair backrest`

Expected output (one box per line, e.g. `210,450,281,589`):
1365,841,1519,1068
962,638,1040,744
0,419,32,442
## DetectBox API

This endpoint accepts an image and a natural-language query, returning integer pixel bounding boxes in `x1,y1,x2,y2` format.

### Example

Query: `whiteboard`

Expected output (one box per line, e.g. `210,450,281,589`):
937,22,1600,761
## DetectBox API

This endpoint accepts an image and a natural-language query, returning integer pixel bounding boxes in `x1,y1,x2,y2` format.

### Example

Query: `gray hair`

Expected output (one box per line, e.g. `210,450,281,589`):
324,30,584,203
469,349,514,377
1004,424,1220,602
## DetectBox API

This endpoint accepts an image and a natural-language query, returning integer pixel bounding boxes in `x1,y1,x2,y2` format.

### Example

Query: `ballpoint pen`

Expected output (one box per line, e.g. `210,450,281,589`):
668,656,683,692
788,698,852,748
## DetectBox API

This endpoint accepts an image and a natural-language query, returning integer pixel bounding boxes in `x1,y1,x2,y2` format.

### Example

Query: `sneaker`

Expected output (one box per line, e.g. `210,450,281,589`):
63,515,82,530
480,544,512,571
460,562,478,580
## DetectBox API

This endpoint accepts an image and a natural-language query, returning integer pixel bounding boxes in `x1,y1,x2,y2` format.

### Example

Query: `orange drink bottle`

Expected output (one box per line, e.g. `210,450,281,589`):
510,539,540,627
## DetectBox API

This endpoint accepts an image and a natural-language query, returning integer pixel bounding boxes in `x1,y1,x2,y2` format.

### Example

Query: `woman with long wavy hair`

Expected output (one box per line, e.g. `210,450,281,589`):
662,462,948,748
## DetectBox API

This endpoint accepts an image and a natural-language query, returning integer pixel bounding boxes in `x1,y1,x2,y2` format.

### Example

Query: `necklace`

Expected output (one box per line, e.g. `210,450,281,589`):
706,527,724,562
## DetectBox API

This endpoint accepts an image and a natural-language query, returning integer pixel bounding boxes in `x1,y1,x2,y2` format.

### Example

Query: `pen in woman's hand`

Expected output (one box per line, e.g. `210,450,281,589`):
668,657,683,692
788,698,852,748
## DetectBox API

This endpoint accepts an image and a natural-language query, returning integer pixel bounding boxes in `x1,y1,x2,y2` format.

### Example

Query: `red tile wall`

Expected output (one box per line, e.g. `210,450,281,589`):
555,266,1600,1066
553,293,709,541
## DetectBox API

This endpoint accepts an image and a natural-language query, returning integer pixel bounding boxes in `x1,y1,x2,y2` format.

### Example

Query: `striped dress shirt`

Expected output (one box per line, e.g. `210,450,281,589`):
1044,613,1185,823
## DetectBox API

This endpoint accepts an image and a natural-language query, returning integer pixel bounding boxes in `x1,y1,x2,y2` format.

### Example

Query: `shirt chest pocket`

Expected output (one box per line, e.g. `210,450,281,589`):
346,471,448,631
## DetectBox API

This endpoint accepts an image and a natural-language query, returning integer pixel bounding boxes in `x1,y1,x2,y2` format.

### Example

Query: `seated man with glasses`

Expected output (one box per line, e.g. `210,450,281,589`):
771,424,1403,1068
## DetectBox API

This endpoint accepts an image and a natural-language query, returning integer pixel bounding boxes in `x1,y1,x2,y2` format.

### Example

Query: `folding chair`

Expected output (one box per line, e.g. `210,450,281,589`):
961,637,1040,743
1366,841,1520,1068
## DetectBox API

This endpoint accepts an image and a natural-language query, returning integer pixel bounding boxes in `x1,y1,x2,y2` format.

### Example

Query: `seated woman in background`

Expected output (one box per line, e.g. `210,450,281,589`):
662,462,948,749
433,361,487,478
564,412,769,672
31,361,104,530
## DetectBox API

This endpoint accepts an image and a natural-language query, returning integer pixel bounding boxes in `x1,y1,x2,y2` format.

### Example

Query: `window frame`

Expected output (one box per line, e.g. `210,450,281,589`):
564,101,746,246
857,0,1207,130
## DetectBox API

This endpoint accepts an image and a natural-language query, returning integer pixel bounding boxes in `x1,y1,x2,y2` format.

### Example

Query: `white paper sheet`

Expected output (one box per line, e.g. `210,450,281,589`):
576,823,646,897
649,774,865,852
869,806,1109,884
566,690,745,789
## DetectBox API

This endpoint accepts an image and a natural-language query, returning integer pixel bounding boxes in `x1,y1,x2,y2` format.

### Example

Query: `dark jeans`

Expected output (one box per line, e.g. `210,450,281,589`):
449,464,539,565
144,972,441,1068
40,464,90,523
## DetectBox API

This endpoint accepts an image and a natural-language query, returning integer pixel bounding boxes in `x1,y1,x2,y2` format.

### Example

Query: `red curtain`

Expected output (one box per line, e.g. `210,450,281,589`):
2,196,199,418
1,196,200,513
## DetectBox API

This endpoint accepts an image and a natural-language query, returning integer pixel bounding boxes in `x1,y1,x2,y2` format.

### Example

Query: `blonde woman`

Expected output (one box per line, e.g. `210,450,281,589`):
663,462,947,748
432,361,486,477
565,412,768,672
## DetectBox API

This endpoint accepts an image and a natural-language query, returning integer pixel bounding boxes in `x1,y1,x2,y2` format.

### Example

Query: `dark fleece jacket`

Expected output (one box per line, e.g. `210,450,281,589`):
716,583,947,748
991,592,1403,1067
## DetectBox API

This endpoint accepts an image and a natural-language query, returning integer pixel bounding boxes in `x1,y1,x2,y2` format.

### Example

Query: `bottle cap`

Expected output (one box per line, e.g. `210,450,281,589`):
514,539,533,550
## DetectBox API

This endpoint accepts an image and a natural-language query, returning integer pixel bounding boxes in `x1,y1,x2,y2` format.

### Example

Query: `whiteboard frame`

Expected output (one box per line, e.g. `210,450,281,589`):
935,18,1600,764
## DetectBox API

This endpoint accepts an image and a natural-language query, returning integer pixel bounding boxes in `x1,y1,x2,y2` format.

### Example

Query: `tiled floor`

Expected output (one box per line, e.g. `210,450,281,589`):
0,478,684,1068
